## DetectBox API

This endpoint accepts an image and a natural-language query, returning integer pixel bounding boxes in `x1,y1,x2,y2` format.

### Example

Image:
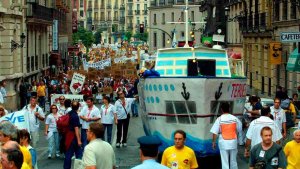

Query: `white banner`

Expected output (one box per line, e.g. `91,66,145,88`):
82,58,111,70
70,73,86,94
51,94,84,105
0,110,30,131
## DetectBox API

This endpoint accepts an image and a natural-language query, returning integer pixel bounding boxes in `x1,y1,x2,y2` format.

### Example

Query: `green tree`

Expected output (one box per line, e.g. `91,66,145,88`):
133,32,148,42
72,27,95,50
124,31,132,41
94,30,102,45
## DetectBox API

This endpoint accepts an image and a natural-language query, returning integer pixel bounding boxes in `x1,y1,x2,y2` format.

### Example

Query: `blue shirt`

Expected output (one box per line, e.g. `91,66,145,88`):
68,110,81,131
131,159,169,169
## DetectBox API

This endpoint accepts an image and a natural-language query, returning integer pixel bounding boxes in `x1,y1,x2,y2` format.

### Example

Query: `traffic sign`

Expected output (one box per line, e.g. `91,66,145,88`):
280,32,300,42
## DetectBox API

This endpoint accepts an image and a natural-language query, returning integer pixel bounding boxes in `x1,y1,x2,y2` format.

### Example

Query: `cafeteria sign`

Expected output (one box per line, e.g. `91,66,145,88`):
280,32,300,42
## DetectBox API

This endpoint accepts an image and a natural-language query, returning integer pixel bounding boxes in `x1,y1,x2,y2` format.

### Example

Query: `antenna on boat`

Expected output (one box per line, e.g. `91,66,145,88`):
170,0,203,48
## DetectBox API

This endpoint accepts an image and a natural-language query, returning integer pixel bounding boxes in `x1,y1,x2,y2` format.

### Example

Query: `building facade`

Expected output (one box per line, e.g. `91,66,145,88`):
230,0,300,97
148,0,205,51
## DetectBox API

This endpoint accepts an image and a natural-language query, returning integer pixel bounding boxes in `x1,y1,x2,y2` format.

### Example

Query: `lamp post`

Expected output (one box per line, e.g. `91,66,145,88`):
11,33,26,52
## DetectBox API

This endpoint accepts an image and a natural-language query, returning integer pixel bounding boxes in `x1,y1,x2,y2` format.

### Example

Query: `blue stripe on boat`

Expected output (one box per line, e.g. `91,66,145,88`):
216,61,228,66
216,69,222,75
157,70,165,75
166,69,173,75
157,60,174,66
175,60,187,66
195,52,226,58
175,69,183,75
223,69,230,75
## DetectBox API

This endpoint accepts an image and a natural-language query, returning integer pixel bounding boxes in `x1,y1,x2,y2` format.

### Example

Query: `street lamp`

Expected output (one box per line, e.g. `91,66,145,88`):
11,32,26,52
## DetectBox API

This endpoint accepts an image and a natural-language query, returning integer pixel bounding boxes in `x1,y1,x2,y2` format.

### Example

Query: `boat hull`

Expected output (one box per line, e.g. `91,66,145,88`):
138,77,247,157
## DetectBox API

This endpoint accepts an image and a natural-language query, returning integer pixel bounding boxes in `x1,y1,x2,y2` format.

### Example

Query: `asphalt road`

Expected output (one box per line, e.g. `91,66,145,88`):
36,104,249,169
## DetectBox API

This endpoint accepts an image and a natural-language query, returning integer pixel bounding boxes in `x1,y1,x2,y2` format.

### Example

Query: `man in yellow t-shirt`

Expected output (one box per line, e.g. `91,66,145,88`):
284,129,300,169
37,81,46,110
161,130,198,169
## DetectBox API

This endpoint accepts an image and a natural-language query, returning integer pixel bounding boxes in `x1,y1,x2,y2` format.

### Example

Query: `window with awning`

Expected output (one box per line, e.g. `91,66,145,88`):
287,48,300,71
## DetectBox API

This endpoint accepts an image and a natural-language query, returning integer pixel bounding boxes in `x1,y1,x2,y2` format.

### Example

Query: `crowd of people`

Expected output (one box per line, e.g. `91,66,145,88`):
210,94,300,169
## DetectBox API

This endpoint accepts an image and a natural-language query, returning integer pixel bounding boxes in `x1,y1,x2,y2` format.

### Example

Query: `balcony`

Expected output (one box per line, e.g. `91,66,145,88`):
176,0,184,4
94,4,99,10
113,17,119,21
107,4,112,9
168,0,174,5
143,10,148,15
107,17,112,21
159,0,166,6
119,4,125,10
87,7,92,11
151,1,157,7
26,3,53,24
100,17,105,21
114,5,118,9
135,10,140,15
128,0,133,3
127,25,133,30
100,5,105,9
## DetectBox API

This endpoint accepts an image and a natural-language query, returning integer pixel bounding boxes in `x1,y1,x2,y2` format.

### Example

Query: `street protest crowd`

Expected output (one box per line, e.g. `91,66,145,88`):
0,73,300,169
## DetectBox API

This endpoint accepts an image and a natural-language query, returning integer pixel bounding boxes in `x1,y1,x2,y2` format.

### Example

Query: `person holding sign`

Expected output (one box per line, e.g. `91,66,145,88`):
22,96,45,148
79,97,101,148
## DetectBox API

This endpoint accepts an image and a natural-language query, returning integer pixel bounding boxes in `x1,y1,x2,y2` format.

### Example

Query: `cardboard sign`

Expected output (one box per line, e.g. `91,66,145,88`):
102,87,113,94
70,73,86,94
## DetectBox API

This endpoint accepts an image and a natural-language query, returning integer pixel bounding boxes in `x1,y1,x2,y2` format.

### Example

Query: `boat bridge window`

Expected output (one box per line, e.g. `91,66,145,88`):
165,101,197,124
210,101,234,123
187,59,216,77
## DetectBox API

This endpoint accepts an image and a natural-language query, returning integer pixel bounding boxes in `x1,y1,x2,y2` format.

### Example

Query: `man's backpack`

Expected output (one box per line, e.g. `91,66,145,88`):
280,99,291,110
57,114,70,133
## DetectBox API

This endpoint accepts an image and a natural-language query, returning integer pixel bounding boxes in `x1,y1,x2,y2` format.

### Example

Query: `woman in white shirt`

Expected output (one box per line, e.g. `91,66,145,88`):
45,104,61,159
100,96,117,144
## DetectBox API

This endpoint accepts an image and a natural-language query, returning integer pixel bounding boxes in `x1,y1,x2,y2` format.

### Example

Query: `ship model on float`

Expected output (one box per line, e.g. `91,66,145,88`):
137,0,246,166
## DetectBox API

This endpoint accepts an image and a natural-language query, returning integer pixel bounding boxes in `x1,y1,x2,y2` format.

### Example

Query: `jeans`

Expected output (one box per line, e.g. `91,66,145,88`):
48,131,60,155
117,115,130,144
63,139,82,169
81,129,88,149
103,124,113,144
31,131,39,148
131,102,138,116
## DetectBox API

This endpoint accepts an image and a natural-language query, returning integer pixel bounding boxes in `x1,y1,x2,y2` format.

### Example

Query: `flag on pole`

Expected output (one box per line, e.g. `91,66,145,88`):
172,31,178,48
0,110,30,131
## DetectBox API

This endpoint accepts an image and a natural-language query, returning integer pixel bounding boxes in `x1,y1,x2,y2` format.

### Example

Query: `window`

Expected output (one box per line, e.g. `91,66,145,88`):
42,54,45,67
80,10,84,17
35,55,38,70
154,32,157,47
162,13,165,24
210,101,234,123
162,33,166,47
191,11,194,22
282,0,287,20
181,31,184,37
274,1,280,21
144,4,147,10
80,0,83,7
31,56,34,71
181,11,184,22
165,101,197,124
144,17,147,26
154,14,157,24
137,17,140,24
27,57,30,72
137,4,140,10
171,12,174,22
291,3,297,19
80,21,84,27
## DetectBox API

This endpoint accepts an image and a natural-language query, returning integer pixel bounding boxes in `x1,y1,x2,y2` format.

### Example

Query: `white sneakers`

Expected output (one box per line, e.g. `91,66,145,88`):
122,143,127,147
48,154,51,159
116,143,121,148
56,153,60,158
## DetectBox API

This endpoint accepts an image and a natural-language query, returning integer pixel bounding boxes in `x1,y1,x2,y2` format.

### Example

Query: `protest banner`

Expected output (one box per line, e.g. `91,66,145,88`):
70,73,86,94
102,87,113,94
0,110,30,131
51,94,84,105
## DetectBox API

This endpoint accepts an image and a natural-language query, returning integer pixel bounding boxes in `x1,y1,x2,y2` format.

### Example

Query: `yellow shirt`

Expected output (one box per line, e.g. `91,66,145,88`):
20,145,32,169
37,85,46,97
284,140,300,169
21,163,31,169
161,146,198,169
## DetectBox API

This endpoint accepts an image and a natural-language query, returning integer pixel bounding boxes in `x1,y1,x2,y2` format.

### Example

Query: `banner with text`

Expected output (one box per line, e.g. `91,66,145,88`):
82,58,111,70
0,110,30,131
70,73,86,94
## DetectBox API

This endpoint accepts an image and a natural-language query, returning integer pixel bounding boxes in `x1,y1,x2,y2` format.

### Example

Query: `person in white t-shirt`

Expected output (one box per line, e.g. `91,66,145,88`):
210,102,242,169
22,96,45,147
45,104,61,159
56,95,66,116
100,96,117,144
79,97,101,148
245,106,282,157
270,98,287,138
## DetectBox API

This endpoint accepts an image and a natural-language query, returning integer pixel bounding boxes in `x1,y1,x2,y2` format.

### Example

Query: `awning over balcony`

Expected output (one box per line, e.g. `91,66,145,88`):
287,48,300,71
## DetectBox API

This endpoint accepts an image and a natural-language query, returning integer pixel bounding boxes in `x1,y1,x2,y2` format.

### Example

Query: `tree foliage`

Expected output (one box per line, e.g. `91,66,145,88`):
72,27,95,49
133,32,148,42
124,31,132,41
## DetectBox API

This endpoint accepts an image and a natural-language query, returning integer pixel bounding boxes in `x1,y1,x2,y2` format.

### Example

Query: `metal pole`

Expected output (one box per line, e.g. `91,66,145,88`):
184,0,189,47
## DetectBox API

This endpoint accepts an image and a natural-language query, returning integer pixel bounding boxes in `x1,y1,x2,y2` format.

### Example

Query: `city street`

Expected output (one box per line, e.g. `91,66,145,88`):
36,105,249,169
